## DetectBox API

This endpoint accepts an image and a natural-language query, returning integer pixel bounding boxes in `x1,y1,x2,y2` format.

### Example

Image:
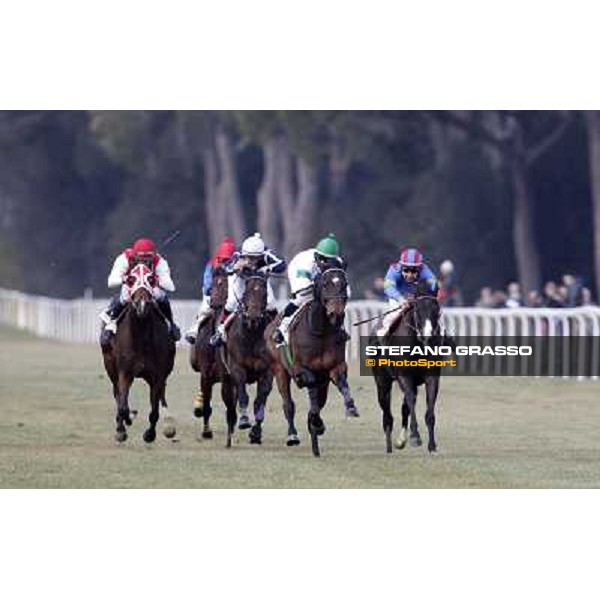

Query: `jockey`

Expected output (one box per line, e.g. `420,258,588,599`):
184,237,237,344
272,233,347,347
99,238,181,346
210,233,286,347
378,247,438,337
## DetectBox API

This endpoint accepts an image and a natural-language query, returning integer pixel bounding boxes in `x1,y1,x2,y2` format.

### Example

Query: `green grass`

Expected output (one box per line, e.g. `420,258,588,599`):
1,325,600,488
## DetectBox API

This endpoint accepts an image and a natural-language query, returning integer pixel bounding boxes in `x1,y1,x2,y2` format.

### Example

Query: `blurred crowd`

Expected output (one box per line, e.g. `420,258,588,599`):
474,275,594,308
364,261,595,308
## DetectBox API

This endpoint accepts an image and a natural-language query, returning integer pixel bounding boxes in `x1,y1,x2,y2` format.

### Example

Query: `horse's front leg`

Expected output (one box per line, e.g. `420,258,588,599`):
330,365,359,417
194,371,214,439
249,372,273,445
275,364,299,446
307,381,329,458
143,380,161,443
375,373,394,453
115,372,133,442
221,376,237,449
402,378,421,447
424,375,440,453
238,382,251,430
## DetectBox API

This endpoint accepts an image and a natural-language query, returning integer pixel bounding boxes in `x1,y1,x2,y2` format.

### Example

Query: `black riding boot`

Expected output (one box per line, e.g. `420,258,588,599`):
157,298,181,341
272,301,297,345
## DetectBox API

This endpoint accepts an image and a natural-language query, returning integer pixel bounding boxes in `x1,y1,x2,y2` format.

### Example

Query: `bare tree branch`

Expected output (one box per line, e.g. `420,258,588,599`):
426,110,508,152
526,112,572,165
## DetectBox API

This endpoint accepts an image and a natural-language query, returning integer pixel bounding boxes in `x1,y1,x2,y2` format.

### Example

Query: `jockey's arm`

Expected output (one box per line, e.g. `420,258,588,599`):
420,264,439,295
383,264,402,301
155,257,175,292
259,248,286,275
107,253,129,288
202,262,213,296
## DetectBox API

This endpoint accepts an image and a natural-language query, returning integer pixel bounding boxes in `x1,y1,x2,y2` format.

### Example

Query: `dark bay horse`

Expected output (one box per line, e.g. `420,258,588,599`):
101,263,176,443
189,267,230,440
266,268,356,457
371,287,443,454
221,274,274,446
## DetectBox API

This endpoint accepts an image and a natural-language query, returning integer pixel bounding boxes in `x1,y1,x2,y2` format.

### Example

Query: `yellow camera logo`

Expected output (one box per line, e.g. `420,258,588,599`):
365,359,376,367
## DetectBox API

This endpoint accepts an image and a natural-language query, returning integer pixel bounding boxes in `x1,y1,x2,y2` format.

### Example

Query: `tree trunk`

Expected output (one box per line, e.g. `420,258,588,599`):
215,127,246,242
585,111,600,296
202,123,246,250
511,153,542,294
256,134,284,248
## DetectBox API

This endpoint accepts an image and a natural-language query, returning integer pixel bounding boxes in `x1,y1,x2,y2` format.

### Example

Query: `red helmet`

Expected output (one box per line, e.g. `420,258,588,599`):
132,238,157,257
212,237,236,265
399,248,423,268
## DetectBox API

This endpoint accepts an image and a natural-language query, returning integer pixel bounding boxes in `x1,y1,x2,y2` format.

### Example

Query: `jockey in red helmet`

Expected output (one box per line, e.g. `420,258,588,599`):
378,247,438,336
99,238,180,346
184,237,237,344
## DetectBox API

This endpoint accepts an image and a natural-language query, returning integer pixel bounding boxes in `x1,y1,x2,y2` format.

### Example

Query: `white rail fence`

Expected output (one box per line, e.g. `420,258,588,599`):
2,288,600,374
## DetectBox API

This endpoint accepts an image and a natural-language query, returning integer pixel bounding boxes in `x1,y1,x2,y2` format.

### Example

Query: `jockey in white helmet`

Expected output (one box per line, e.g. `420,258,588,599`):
209,233,286,347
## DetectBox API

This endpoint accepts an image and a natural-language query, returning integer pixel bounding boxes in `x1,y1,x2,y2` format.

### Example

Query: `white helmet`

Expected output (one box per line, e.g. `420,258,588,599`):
241,233,265,257
440,260,454,275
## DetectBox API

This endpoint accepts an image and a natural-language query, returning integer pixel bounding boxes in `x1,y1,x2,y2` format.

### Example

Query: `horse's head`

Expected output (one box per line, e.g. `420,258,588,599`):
210,267,229,310
316,268,348,325
126,263,155,318
409,294,441,345
241,274,268,327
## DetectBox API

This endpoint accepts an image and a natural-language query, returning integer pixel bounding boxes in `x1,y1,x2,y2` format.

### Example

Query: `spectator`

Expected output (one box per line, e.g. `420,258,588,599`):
438,259,462,306
492,290,508,308
526,290,543,307
581,287,595,306
364,276,387,301
475,286,495,308
505,282,523,308
543,281,565,308
562,274,583,307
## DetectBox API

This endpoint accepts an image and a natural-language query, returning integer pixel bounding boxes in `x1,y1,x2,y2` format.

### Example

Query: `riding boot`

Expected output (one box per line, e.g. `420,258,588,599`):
100,297,126,347
157,297,181,341
185,306,213,345
209,310,233,347
272,301,298,346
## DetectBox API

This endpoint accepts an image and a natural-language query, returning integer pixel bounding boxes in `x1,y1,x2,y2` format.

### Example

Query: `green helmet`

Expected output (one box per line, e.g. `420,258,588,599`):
315,233,340,258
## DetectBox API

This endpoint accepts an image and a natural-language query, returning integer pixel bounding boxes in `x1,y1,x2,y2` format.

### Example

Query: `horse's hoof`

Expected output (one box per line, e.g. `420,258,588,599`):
202,429,214,439
115,430,127,443
238,414,251,430
193,407,204,418
409,435,422,447
249,425,262,445
428,443,438,453
395,439,407,450
163,425,176,439
309,416,326,437
143,429,156,443
286,434,300,447
345,404,360,418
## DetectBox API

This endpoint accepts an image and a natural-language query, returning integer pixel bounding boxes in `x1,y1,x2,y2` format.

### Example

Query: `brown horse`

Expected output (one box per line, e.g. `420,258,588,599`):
221,274,274,446
189,267,231,440
101,263,176,443
371,287,443,454
266,268,355,457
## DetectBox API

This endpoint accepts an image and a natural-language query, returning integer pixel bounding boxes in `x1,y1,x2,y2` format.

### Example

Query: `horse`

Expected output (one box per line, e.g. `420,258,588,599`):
101,263,176,443
371,285,443,454
189,266,230,440
221,273,274,446
266,268,356,457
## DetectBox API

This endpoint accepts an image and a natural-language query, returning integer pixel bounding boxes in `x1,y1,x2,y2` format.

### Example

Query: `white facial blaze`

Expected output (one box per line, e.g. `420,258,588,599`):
423,318,433,338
